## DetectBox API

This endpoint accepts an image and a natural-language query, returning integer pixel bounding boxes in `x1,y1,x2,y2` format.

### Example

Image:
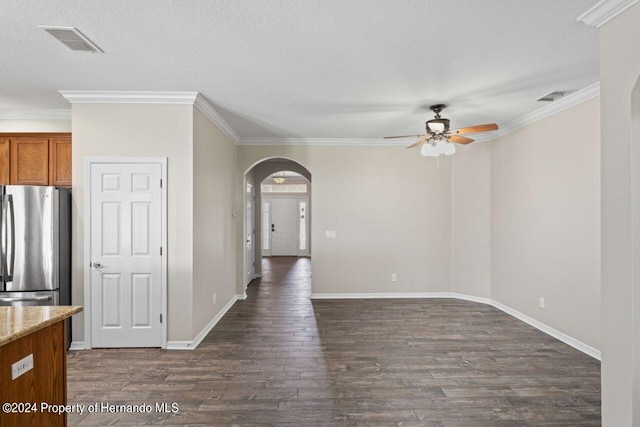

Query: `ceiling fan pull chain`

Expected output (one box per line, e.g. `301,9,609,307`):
436,157,440,169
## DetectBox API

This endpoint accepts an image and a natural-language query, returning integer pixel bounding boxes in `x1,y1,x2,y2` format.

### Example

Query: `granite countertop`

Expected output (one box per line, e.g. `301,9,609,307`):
0,306,83,347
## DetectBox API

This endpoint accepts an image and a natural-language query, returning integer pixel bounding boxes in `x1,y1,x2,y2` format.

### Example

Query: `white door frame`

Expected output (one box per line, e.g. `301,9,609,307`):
83,157,168,349
262,194,309,257
245,183,255,286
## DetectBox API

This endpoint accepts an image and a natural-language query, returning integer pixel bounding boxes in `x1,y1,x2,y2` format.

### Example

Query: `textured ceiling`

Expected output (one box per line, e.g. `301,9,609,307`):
1,0,599,138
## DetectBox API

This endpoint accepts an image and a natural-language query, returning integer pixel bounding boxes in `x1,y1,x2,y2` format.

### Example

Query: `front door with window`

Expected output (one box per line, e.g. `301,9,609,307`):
271,198,299,256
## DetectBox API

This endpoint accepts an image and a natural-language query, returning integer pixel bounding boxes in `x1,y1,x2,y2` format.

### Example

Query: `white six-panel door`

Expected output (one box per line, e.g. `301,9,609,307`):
90,162,163,347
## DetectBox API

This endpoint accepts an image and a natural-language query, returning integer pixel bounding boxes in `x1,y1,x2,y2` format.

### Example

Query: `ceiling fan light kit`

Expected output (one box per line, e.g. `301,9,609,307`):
420,140,455,157
384,104,499,159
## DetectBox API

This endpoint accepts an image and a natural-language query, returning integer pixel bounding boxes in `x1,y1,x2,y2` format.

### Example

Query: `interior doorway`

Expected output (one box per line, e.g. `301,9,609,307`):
261,171,310,257
243,158,312,288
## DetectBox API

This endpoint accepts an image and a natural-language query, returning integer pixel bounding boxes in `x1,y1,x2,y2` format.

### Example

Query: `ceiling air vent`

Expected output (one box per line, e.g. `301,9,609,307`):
536,91,573,102
40,26,104,53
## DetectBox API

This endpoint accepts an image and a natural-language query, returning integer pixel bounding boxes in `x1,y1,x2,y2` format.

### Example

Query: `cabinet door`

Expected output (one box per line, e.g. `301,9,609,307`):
49,137,72,187
0,138,9,184
10,138,49,185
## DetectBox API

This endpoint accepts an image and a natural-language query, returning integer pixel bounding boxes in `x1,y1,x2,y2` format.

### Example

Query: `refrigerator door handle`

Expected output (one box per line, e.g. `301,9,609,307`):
0,295,52,303
0,195,6,289
6,195,14,281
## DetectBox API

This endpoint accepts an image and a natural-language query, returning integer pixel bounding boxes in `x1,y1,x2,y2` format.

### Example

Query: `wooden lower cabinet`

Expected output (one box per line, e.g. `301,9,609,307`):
0,134,71,187
0,321,68,427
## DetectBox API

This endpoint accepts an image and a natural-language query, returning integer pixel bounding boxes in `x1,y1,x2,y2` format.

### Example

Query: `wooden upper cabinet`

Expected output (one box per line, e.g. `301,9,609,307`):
0,138,9,185
1,134,72,187
10,137,50,185
49,137,72,187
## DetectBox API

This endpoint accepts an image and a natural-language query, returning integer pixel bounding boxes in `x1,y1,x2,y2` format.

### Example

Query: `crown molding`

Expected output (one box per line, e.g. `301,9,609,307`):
471,81,600,144
56,83,599,148
194,94,239,144
239,82,600,147
238,137,407,147
577,0,639,27
0,109,71,120
59,90,199,104
58,90,239,144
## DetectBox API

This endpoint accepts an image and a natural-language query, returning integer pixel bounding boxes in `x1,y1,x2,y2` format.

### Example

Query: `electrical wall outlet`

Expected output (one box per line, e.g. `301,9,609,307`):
325,230,336,239
391,274,397,282
539,297,545,309
213,292,217,304
12,354,34,380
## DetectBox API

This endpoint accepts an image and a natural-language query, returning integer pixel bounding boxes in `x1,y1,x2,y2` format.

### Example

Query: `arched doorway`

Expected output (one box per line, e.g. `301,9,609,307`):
242,158,312,289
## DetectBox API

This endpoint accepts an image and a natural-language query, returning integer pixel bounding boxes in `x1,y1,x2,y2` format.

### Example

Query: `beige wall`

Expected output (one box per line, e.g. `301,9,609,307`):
599,3,640,424
0,118,71,132
490,98,601,350
192,109,237,335
71,103,195,342
237,145,452,295
452,142,492,298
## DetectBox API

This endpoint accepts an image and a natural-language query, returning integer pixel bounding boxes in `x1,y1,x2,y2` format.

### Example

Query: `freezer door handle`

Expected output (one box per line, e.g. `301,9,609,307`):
6,195,14,281
0,195,6,287
0,295,52,303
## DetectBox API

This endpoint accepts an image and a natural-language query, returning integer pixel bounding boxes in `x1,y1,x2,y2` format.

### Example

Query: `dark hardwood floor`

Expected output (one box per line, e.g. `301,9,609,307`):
67,257,601,426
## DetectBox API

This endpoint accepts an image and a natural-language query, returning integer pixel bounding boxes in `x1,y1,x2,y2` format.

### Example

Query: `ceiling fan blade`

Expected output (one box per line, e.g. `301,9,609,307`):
449,135,474,144
450,123,498,135
384,134,428,139
406,137,430,149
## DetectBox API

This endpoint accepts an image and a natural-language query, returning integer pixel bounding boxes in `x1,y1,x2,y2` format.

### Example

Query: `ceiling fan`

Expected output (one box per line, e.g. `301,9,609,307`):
384,104,498,156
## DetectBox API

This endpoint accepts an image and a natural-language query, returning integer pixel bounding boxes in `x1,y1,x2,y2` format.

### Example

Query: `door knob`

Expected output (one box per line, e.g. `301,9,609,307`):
92,262,104,269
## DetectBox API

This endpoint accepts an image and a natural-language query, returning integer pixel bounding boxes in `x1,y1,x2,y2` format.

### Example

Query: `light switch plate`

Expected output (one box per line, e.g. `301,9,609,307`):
12,354,34,380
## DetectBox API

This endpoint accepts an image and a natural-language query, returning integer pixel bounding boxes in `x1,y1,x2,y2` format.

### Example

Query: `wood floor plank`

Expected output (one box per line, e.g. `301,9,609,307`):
67,257,600,425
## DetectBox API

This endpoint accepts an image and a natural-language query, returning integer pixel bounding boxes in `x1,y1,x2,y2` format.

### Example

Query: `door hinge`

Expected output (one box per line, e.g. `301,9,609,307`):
160,314,163,323
160,179,163,188
160,247,163,256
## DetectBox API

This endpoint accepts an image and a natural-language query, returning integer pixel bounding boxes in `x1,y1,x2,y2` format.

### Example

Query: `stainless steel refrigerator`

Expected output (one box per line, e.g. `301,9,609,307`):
0,185,71,307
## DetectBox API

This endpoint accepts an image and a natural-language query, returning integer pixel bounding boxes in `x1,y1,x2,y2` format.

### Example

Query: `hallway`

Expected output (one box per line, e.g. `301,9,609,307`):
67,257,600,425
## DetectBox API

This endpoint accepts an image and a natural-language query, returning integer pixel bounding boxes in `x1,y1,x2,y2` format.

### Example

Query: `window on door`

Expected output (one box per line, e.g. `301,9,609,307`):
262,201,270,251
299,201,306,251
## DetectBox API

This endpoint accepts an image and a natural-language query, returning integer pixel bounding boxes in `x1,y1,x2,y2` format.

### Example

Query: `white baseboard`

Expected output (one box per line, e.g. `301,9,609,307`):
490,299,601,360
449,292,493,305
166,293,242,350
237,292,248,300
69,341,86,351
310,292,600,360
310,292,453,299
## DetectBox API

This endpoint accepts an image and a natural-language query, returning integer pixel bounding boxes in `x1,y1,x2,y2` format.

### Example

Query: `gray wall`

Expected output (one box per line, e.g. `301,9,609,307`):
72,103,195,342
192,108,238,337
599,3,640,424
237,145,453,296
452,142,492,298
490,98,601,350
72,104,238,345
0,118,71,132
